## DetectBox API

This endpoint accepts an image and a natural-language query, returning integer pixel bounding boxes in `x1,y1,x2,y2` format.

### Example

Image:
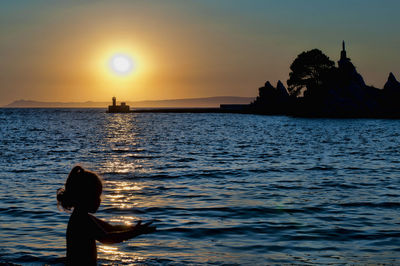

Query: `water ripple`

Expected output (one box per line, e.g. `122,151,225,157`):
0,110,400,264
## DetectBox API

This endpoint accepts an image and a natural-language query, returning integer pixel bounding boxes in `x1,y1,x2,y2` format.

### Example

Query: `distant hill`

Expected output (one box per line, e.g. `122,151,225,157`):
4,96,255,108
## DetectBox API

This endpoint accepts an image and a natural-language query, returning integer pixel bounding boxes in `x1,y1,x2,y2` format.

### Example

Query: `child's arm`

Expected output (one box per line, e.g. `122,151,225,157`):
90,215,132,232
88,215,156,244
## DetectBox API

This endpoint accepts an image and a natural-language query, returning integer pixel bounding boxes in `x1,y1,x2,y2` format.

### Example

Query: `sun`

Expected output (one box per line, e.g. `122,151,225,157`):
109,54,135,75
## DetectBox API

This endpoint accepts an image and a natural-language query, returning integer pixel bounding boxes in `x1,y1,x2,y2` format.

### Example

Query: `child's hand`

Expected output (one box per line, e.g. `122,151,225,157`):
132,220,156,235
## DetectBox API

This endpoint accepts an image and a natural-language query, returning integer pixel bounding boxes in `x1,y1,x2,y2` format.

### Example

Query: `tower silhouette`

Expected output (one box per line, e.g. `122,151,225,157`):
108,97,130,113
340,40,347,60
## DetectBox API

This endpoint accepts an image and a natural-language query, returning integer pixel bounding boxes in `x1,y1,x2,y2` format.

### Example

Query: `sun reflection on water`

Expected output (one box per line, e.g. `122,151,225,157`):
98,244,146,265
99,114,155,176
109,215,140,226
103,160,139,174
98,113,202,264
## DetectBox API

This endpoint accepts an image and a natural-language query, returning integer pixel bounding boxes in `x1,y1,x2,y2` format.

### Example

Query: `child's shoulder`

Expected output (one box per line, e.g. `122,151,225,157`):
69,210,92,225
68,209,106,239
70,209,103,227
68,210,99,230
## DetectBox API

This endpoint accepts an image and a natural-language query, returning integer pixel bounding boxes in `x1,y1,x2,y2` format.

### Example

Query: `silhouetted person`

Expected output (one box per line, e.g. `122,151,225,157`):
57,166,156,265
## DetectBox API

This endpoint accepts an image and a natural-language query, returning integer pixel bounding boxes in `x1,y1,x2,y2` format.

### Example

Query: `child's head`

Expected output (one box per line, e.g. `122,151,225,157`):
57,166,103,213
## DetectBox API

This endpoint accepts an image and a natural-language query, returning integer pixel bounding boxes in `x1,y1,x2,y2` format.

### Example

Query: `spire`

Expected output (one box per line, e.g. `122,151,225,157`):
340,40,347,60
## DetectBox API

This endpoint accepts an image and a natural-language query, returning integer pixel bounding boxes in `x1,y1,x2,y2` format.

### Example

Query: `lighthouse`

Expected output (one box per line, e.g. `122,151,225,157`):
107,97,130,113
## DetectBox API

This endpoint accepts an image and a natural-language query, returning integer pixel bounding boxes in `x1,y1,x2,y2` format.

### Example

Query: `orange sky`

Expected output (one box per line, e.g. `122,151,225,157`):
1,1,399,106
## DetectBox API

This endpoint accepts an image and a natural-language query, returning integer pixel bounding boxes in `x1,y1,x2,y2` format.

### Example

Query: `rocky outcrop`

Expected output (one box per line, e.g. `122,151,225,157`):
383,72,400,91
250,81,292,114
380,72,400,116
332,64,377,115
277,80,289,97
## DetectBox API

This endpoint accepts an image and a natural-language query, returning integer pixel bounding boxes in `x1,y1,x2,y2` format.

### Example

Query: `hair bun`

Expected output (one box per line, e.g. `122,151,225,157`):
71,166,84,175
56,188,65,202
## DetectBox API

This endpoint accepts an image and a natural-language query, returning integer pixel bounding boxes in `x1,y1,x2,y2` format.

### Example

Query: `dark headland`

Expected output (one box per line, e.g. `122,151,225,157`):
247,41,400,118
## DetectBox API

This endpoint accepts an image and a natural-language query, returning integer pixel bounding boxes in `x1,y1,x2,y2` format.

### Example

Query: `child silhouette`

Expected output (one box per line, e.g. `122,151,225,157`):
57,166,156,265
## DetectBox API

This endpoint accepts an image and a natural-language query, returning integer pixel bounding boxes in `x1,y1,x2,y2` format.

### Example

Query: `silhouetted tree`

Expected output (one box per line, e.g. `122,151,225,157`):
287,49,335,97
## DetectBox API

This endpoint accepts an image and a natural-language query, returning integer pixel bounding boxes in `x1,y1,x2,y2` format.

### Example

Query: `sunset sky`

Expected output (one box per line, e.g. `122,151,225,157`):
1,0,399,106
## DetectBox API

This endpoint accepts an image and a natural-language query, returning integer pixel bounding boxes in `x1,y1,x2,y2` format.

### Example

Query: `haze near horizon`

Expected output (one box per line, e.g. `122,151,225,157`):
1,0,399,106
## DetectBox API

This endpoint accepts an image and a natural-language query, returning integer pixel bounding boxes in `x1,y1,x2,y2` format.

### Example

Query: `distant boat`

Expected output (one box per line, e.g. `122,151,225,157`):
107,97,130,113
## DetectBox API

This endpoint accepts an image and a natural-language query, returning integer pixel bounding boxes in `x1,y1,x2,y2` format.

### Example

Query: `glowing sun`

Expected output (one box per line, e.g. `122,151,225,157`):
109,54,135,75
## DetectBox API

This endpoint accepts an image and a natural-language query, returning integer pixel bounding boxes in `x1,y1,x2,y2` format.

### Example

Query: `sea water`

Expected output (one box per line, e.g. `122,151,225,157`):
0,108,399,265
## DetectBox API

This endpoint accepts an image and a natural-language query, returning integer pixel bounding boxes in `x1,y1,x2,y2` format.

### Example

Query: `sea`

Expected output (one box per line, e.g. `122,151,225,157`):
0,108,399,265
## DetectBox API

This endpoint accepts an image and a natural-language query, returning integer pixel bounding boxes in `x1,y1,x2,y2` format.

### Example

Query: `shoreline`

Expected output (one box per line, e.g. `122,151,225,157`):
3,107,400,118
